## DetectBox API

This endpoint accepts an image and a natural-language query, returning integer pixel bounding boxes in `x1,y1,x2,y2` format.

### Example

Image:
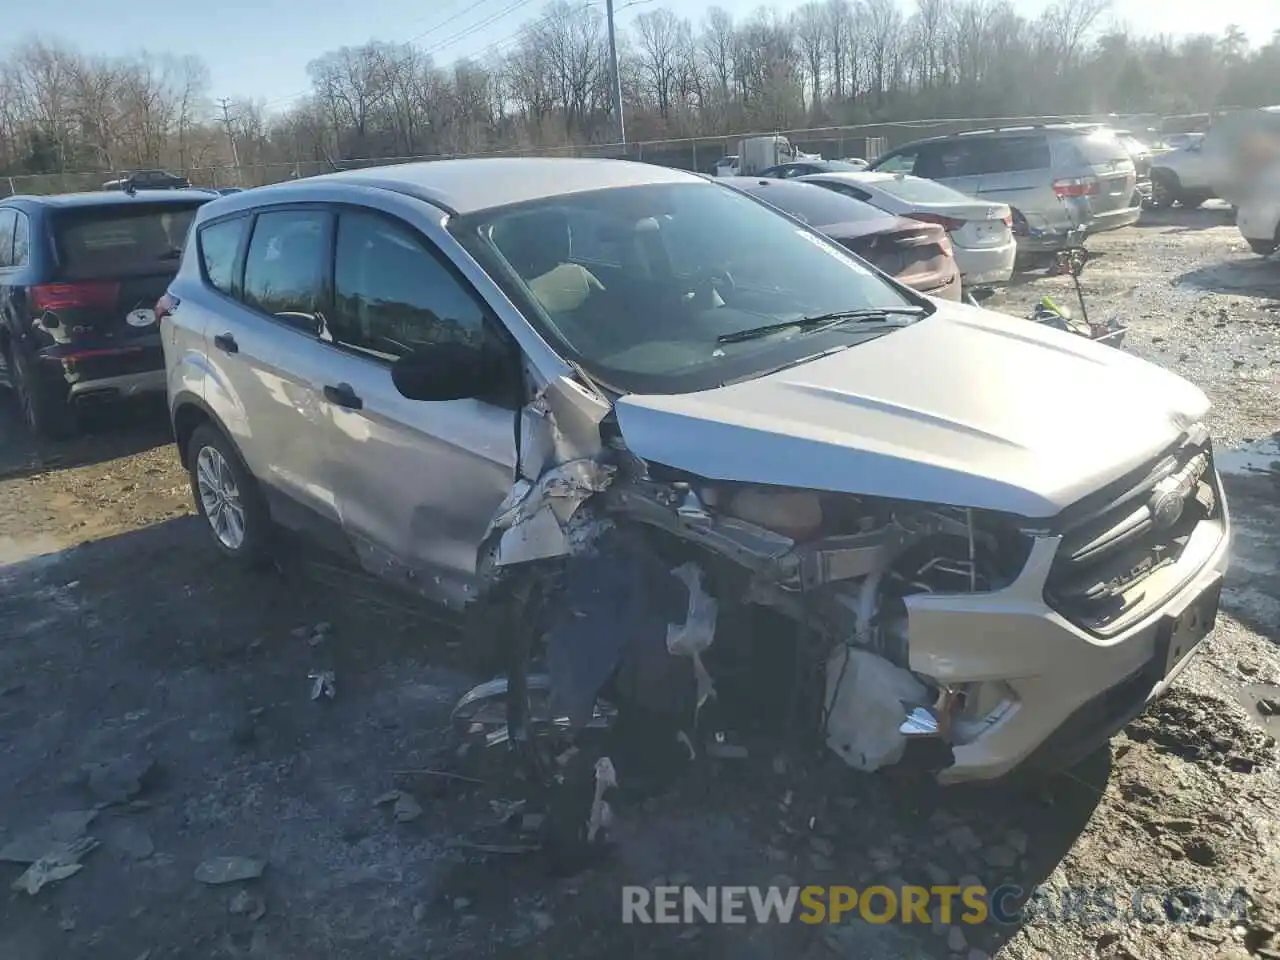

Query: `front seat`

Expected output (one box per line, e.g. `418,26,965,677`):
491,209,604,316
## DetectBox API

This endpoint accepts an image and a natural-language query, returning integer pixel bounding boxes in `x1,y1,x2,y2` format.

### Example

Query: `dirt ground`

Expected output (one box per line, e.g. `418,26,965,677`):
2,203,1280,960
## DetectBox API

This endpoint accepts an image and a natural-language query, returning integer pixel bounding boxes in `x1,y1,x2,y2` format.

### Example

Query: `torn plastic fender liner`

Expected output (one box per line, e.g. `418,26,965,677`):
665,562,719,717
824,645,930,772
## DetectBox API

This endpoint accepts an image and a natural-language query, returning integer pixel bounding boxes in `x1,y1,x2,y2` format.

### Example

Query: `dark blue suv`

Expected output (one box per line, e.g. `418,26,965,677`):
0,189,213,438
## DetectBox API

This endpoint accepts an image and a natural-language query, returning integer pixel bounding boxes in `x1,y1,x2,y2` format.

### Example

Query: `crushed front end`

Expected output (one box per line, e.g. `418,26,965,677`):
466,371,1229,787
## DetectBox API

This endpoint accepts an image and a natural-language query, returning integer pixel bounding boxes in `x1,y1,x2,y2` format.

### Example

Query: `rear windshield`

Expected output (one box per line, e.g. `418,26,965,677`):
1064,130,1133,165
53,203,204,278
874,176,973,204
734,181,883,226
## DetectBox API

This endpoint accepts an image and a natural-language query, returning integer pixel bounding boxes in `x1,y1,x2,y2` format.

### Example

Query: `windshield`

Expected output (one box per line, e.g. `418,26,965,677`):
452,181,923,395
872,176,974,204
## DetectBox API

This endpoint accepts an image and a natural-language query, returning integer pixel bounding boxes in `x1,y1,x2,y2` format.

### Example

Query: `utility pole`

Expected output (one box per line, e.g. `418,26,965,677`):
605,0,626,149
216,97,242,185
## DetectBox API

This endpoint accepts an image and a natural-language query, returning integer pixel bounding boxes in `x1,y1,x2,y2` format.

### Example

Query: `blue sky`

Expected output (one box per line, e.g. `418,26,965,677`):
6,0,1276,111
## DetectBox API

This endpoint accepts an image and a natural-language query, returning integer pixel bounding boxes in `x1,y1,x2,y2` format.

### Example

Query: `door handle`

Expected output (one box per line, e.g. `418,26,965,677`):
213,333,238,354
323,382,363,410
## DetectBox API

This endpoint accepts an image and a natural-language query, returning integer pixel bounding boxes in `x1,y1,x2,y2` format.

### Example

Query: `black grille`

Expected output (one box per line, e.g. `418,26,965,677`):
1046,435,1220,634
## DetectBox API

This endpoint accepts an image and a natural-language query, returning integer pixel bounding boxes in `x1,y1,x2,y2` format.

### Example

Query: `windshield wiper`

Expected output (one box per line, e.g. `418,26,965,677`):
716,306,928,344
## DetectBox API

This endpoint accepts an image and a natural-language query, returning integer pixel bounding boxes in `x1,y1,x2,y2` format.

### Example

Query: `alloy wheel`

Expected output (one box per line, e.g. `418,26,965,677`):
195,445,247,550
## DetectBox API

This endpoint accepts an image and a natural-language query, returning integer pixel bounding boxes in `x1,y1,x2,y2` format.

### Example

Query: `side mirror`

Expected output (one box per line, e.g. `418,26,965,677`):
391,341,506,402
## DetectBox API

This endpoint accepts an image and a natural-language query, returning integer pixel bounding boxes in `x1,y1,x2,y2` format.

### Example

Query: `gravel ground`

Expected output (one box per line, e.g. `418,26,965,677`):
1,203,1279,960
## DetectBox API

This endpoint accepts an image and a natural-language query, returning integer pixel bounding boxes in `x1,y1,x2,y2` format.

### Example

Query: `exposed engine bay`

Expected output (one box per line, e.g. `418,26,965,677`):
457,378,1040,802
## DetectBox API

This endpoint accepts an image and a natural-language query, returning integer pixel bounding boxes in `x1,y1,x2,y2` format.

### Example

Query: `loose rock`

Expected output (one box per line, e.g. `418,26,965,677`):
947,825,981,854
229,889,268,921
984,845,1018,868
195,856,266,884
106,822,154,861
84,757,155,804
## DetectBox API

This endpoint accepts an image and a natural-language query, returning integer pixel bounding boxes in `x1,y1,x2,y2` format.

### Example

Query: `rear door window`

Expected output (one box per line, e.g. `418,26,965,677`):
973,136,1051,173
241,210,330,324
198,216,250,295
914,141,984,179
53,203,204,279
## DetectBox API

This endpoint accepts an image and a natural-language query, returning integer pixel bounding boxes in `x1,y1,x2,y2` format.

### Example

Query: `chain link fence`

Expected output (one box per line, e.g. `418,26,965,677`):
2,112,1171,197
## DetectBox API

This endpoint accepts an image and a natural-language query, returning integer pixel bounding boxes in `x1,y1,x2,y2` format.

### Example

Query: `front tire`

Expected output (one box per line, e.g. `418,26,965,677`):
187,423,270,566
1247,236,1278,257
1150,171,1180,209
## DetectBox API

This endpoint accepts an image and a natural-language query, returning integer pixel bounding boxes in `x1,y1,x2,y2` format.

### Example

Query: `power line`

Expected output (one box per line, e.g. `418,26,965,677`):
256,0,528,108
252,0,650,111
420,0,542,58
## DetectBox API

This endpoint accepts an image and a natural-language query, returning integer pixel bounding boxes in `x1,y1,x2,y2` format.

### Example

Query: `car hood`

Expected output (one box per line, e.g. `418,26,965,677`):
612,301,1209,518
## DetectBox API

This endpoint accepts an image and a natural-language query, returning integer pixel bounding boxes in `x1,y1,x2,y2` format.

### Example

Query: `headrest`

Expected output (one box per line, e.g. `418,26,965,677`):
491,208,571,279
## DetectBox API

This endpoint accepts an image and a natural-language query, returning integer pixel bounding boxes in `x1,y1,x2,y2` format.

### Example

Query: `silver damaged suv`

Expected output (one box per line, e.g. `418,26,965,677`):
161,158,1229,784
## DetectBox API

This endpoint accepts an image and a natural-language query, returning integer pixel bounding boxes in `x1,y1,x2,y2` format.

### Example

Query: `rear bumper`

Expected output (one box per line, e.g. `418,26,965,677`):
1238,204,1280,243
37,334,166,401
68,369,166,400
955,241,1017,286
914,268,962,302
1087,204,1143,234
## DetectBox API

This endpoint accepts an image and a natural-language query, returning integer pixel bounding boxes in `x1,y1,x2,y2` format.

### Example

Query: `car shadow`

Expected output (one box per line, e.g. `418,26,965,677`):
1131,204,1235,234
1175,256,1280,299
0,391,172,480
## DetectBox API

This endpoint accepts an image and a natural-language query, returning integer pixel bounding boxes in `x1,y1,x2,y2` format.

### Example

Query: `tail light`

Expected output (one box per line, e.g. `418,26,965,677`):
30,281,119,313
910,212,966,232
156,293,181,322
1001,213,1013,227
1053,177,1100,198
938,232,953,256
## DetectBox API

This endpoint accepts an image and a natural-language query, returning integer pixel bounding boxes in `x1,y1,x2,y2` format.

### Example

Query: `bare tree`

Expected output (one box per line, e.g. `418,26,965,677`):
634,8,689,120
792,2,826,113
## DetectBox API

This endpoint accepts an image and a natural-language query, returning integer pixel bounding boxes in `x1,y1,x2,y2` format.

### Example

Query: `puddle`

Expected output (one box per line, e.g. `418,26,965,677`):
1237,683,1280,735
0,533,68,567
1216,436,1280,476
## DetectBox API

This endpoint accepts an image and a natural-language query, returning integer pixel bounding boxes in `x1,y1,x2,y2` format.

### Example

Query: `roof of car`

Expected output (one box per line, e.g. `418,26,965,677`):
2,189,216,209
889,123,1092,151
250,158,705,215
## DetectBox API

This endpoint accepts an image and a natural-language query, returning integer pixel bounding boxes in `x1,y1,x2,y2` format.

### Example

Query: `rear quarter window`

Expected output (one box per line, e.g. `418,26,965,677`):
54,203,204,278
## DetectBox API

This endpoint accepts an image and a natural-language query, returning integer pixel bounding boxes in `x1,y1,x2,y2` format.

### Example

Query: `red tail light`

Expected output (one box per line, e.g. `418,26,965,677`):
30,281,120,313
156,293,181,322
1001,213,1013,226
910,212,966,232
1053,177,1100,198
